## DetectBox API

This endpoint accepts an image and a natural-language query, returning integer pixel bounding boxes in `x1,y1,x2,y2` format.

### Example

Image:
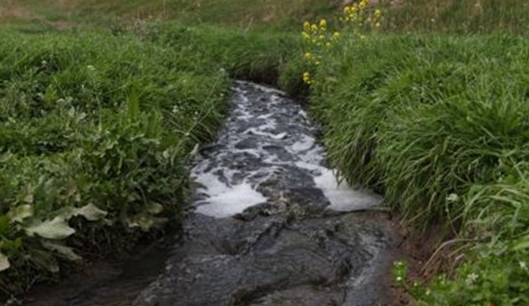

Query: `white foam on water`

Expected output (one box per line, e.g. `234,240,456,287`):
256,119,278,131
256,113,275,120
298,109,309,119
244,128,288,140
193,172,267,218
290,135,315,152
314,169,383,212
192,172,228,195
234,107,253,121
295,158,382,212
236,148,263,158
192,81,384,218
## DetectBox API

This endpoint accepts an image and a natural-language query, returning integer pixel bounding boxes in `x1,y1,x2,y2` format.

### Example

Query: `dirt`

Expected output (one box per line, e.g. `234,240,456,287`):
0,1,39,21
385,213,461,306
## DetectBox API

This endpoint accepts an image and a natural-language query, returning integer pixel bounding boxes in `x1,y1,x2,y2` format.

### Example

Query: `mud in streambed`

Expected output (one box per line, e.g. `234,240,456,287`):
23,81,403,306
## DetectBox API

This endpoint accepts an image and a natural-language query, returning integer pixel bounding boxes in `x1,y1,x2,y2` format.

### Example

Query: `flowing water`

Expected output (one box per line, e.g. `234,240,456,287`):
24,81,402,306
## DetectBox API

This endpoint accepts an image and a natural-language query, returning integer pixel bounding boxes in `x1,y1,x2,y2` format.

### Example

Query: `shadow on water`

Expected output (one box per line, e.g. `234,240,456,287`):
22,237,173,306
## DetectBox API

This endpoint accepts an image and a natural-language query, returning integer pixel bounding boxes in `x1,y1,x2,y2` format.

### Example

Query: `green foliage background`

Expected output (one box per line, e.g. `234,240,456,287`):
1,0,528,304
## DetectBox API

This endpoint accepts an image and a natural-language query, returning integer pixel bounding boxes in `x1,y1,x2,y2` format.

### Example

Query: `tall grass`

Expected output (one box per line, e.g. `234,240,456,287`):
0,24,297,299
282,32,529,304
142,23,300,83
306,34,529,227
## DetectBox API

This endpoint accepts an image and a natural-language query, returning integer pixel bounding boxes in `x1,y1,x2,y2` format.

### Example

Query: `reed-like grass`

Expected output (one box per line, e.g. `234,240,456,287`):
288,32,529,305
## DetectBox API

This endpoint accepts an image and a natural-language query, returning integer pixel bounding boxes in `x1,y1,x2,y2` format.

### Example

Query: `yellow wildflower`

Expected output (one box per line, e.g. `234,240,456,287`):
302,71,312,84
311,24,318,32
302,32,310,40
304,52,313,60
319,19,327,28
303,21,310,31
333,32,340,39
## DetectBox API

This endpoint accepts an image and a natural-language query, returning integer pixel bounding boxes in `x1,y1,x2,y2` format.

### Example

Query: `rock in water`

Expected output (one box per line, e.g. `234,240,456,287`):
134,82,401,306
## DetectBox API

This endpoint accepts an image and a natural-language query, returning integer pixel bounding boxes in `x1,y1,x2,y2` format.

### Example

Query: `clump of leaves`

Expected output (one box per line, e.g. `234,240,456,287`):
0,27,230,297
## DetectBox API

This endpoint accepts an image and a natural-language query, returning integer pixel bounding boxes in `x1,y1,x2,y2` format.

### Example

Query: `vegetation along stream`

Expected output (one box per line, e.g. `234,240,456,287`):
3,1,529,305
25,81,401,306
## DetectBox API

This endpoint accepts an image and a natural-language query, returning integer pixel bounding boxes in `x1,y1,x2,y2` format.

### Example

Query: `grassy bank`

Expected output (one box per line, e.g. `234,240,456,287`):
383,0,529,35
0,0,338,30
0,26,228,297
1,0,528,304
3,0,528,35
286,32,529,305
0,24,297,298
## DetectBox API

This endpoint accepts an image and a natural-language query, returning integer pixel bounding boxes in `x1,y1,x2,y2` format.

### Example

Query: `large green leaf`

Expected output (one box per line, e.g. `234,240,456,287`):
8,204,34,223
74,203,107,221
146,202,163,214
25,217,76,240
0,252,10,272
60,204,108,221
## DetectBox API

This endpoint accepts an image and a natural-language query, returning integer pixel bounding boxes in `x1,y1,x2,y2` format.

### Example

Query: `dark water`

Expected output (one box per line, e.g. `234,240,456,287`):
23,82,401,306
22,239,171,306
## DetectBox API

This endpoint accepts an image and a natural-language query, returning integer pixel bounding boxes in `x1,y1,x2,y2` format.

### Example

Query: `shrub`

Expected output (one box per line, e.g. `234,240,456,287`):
0,28,230,296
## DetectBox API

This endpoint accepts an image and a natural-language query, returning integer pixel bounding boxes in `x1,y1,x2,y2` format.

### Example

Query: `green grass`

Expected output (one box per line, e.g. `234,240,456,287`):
285,31,529,305
0,27,228,296
143,23,300,82
418,168,529,305
0,24,297,298
4,0,528,34
383,0,529,35
301,34,529,227
1,0,529,304
0,0,338,30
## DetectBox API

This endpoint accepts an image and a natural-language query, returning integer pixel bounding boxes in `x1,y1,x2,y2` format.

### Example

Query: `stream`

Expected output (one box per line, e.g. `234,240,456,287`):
24,81,402,306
